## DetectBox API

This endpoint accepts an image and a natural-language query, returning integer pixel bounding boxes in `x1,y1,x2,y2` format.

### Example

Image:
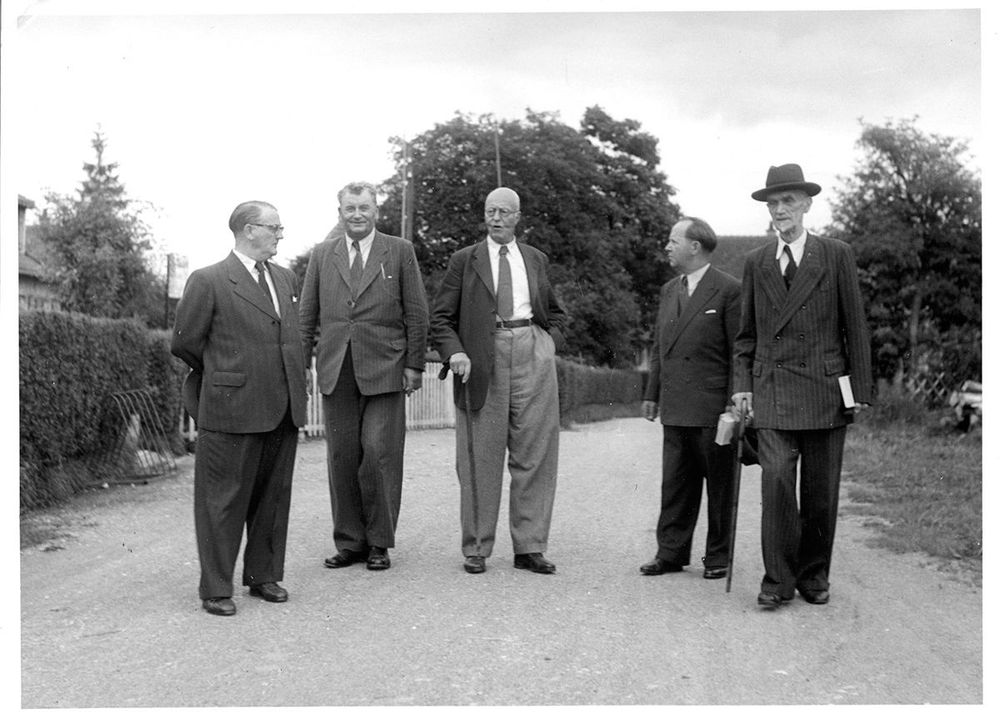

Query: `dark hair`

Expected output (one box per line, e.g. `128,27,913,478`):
228,201,275,234
337,181,378,206
680,216,718,252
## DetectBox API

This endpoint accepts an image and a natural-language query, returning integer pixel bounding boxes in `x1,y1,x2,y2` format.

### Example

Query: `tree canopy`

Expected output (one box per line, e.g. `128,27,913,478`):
36,130,162,324
373,106,681,367
828,117,981,383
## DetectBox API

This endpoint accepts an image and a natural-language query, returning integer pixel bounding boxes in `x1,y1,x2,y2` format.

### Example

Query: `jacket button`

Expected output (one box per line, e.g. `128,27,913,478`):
776,362,783,368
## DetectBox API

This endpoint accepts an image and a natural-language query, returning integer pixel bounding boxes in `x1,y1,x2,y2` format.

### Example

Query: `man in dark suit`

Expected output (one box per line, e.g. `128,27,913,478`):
640,217,741,579
171,201,308,616
299,181,428,572
732,164,873,610
431,187,568,575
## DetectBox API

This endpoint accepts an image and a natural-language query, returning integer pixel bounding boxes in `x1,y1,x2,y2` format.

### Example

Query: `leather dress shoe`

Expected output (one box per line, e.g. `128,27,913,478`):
367,546,391,570
463,555,486,574
202,597,236,616
757,591,793,609
249,582,288,603
640,558,683,575
514,552,556,574
323,549,367,568
798,588,830,605
703,565,728,580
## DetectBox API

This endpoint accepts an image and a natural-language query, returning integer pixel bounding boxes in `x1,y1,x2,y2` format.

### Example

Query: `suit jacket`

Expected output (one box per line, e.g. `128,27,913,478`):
644,265,741,427
171,252,308,433
431,239,568,411
733,233,874,430
299,230,429,396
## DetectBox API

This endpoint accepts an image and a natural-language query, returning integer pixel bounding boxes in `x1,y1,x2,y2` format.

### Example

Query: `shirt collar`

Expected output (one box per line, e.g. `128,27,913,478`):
775,229,807,259
486,236,519,256
348,229,376,250
684,262,711,288
233,248,262,274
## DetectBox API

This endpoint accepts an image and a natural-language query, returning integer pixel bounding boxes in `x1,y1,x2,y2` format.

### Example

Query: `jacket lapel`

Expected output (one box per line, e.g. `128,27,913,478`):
470,241,495,299
331,235,352,288
356,232,388,298
227,252,279,321
757,240,787,312
665,269,720,354
773,234,825,332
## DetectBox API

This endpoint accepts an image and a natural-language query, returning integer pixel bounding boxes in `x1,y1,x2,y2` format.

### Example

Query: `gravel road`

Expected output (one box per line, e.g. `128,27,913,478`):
19,418,982,708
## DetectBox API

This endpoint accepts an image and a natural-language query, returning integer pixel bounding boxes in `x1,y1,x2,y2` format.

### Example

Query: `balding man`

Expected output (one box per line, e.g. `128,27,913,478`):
640,217,741,580
431,187,568,575
172,201,308,616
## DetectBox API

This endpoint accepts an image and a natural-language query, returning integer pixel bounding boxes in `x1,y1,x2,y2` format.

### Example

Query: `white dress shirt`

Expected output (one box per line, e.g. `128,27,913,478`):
775,229,807,273
487,237,532,320
347,228,376,267
234,248,279,314
682,262,711,296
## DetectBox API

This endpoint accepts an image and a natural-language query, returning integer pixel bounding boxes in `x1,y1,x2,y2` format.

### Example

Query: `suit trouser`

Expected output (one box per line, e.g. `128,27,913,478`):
193,409,298,600
456,324,559,557
757,426,847,597
656,425,735,567
323,348,406,552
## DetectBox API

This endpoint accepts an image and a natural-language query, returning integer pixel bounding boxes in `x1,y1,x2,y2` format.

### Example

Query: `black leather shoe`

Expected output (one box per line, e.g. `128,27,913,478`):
757,591,793,609
640,558,683,575
463,555,486,574
323,549,367,568
249,582,288,603
367,546,391,570
202,597,236,616
798,588,830,605
703,565,728,579
514,552,556,574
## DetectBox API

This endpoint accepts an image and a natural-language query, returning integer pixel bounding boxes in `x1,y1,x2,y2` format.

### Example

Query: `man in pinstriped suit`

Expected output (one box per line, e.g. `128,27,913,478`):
732,164,873,610
172,201,308,616
299,181,429,572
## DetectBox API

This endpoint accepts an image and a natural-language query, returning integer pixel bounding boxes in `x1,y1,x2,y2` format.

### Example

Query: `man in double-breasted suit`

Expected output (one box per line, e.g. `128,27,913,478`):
299,181,428,572
172,201,308,616
640,217,741,579
732,164,873,610
431,187,568,575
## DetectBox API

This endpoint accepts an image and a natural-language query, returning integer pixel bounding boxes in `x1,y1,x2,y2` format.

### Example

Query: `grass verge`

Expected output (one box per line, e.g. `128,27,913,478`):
841,402,982,587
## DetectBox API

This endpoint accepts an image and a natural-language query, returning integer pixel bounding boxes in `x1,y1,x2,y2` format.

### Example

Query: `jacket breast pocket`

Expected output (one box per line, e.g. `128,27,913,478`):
751,360,763,378
212,371,246,387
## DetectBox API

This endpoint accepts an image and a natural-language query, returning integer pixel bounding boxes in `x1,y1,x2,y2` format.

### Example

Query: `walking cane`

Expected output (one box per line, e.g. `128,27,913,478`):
440,363,481,556
725,398,749,593
462,381,482,557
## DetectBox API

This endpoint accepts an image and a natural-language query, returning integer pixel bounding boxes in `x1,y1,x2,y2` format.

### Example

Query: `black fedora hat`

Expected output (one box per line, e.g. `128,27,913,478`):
751,163,822,201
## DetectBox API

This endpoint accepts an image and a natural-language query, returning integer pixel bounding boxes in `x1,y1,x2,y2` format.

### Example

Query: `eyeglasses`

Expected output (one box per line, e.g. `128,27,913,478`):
249,223,284,234
485,207,517,218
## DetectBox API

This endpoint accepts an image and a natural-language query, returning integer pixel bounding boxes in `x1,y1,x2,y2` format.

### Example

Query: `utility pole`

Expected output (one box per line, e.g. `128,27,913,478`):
400,139,412,240
493,122,502,186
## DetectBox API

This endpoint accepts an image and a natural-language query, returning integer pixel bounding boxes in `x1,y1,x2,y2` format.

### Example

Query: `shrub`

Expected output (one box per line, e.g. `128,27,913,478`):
19,310,180,510
557,357,644,425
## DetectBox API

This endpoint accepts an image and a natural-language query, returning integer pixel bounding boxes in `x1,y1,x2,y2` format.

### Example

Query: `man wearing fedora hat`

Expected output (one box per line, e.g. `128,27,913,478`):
732,164,873,610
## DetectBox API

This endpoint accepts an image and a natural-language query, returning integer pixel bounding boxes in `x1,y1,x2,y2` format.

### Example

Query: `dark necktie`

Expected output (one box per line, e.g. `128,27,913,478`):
255,261,274,307
350,240,364,297
677,275,688,316
783,245,797,289
497,245,514,319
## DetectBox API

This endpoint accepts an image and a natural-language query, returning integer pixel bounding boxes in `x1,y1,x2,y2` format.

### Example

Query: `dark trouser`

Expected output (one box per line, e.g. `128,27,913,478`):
757,426,847,597
193,409,298,600
656,425,735,567
323,350,406,553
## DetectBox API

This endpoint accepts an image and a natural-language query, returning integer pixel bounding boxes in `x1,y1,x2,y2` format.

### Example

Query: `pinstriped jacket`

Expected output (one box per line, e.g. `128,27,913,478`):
299,230,429,396
644,265,742,427
171,252,308,433
733,233,874,430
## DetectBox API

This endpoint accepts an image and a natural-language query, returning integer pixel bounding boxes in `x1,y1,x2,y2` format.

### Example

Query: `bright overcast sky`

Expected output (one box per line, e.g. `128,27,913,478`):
2,0,986,274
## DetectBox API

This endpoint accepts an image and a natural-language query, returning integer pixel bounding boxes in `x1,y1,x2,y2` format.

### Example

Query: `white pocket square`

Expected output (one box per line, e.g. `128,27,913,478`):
705,309,717,314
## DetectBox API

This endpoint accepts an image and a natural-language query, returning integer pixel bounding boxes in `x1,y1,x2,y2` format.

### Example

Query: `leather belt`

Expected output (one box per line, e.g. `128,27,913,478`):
496,318,533,329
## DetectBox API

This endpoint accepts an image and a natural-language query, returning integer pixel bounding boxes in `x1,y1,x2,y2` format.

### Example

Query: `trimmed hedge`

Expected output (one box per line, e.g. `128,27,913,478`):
557,357,645,425
19,311,186,510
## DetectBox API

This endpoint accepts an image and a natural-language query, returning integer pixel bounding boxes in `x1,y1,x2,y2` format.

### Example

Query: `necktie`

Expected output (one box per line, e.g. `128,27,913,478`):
497,245,514,319
255,261,274,306
782,245,797,288
677,275,688,316
350,240,364,297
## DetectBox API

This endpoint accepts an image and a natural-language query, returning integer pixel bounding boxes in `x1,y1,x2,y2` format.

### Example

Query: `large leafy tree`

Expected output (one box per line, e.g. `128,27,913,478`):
376,107,680,367
828,118,981,383
36,130,160,323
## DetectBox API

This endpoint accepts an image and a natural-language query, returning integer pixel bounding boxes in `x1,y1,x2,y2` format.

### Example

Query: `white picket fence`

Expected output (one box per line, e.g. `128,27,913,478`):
180,361,455,442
